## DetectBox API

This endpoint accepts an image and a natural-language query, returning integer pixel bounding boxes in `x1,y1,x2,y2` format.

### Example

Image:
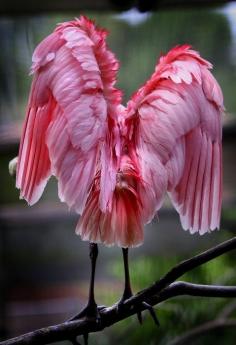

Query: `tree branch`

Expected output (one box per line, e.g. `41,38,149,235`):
123,236,236,307
1,237,236,345
167,294,236,345
218,300,236,319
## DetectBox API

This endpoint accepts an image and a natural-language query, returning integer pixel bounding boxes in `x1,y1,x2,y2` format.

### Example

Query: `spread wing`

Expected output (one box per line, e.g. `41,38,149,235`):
16,16,121,213
126,45,223,234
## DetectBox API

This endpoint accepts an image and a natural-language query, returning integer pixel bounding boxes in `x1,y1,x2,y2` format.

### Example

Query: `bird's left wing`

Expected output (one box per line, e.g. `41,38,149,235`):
16,17,121,213
126,45,224,234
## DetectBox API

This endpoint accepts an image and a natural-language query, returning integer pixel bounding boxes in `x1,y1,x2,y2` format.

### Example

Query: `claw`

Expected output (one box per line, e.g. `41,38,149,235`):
117,297,159,326
117,294,143,325
142,302,159,326
116,289,132,314
68,303,105,323
137,310,143,324
119,249,159,326
68,304,105,345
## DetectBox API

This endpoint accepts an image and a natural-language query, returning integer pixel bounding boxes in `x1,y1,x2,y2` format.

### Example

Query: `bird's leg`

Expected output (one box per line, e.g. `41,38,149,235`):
69,243,104,322
81,242,98,318
69,243,106,345
118,248,159,326
117,248,142,323
120,248,133,301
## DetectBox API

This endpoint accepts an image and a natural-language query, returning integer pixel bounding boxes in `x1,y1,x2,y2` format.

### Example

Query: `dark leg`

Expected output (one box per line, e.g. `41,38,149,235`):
86,242,98,314
119,248,142,324
69,243,104,321
121,248,133,300
69,243,104,345
118,248,159,326
118,248,142,323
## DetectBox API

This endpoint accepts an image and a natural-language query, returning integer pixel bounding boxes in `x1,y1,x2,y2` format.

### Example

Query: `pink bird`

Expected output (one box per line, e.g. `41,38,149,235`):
16,16,223,329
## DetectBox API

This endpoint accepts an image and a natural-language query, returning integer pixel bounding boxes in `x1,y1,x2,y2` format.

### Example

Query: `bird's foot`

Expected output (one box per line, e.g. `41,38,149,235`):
117,290,159,326
139,301,159,326
69,301,105,322
68,302,106,345
116,291,142,324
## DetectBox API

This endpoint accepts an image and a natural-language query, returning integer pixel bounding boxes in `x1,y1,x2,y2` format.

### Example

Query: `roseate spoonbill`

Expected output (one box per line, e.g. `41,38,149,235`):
16,16,223,328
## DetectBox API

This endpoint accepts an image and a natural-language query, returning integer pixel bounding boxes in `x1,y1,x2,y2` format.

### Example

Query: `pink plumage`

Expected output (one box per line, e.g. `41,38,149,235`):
16,17,224,248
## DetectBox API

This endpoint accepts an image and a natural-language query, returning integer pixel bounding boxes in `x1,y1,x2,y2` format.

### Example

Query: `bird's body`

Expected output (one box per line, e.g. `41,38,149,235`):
17,16,223,249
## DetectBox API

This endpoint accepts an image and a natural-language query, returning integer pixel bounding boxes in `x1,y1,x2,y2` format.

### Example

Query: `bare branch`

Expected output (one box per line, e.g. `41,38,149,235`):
1,282,236,345
157,282,236,301
167,291,236,345
1,237,236,345
124,236,236,307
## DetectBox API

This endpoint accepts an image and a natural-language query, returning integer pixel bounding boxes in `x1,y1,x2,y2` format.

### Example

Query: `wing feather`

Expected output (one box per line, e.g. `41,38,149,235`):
16,17,121,214
126,45,223,233
16,94,55,205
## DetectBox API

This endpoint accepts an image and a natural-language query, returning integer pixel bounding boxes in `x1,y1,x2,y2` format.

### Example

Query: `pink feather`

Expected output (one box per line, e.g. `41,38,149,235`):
17,18,224,247
126,45,223,235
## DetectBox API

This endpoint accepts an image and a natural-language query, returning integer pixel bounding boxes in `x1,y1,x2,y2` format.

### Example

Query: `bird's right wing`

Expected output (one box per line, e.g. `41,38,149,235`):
126,45,224,234
16,17,122,213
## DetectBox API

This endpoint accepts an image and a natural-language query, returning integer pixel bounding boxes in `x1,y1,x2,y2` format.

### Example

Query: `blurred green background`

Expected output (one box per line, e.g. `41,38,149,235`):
1,2,236,345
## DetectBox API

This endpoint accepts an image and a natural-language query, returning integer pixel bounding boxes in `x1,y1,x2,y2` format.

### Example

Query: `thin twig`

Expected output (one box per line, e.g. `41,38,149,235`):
167,319,236,345
1,237,236,345
218,300,236,319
